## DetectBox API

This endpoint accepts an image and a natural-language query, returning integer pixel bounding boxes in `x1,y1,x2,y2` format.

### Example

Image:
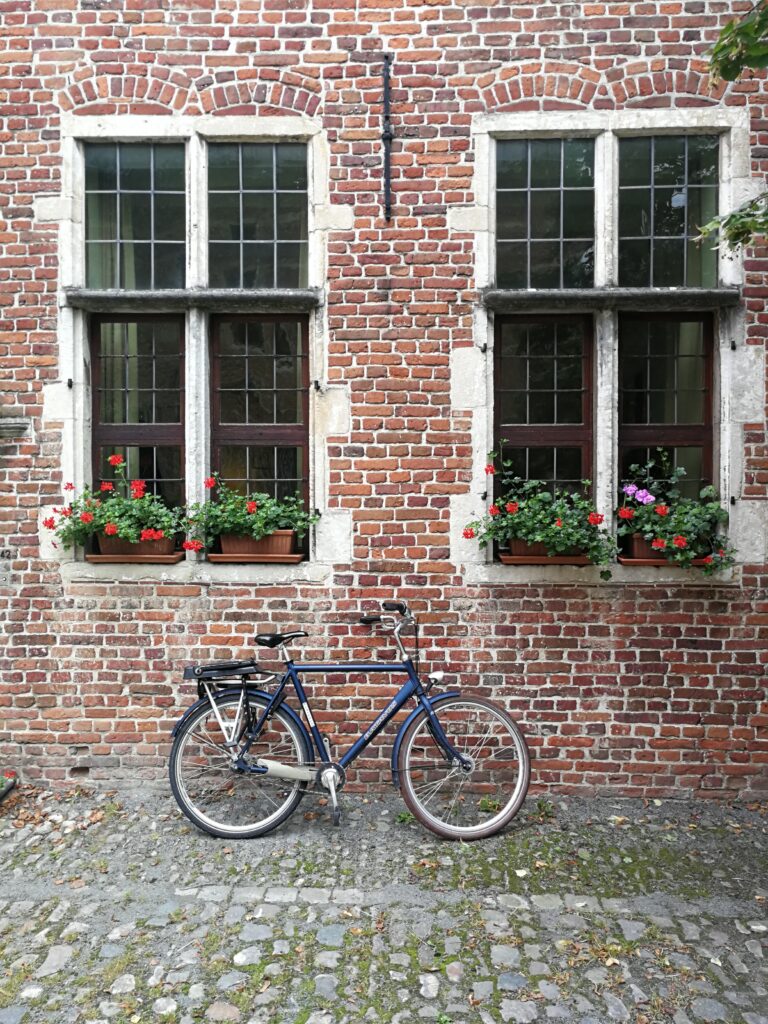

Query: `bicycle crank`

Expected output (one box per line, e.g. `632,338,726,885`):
319,764,346,827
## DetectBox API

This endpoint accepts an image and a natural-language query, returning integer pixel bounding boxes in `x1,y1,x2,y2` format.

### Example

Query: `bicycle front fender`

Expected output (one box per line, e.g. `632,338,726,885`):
170,687,312,752
390,691,462,789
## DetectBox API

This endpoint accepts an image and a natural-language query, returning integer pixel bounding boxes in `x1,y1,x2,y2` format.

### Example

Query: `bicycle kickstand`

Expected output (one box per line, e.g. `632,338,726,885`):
320,766,341,827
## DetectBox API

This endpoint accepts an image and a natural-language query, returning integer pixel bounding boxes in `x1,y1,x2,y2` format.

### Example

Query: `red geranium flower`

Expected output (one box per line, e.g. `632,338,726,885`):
61,507,72,518
703,555,714,564
651,538,666,550
588,512,604,526
618,507,634,520
80,512,94,524
654,504,669,516
673,535,687,548
489,504,500,517
100,481,114,492
140,528,165,541
246,501,258,514
183,539,204,552
463,527,476,539
130,480,146,498
43,516,55,529
555,518,563,527
204,477,216,489
718,548,725,556
64,482,75,491
104,522,118,536
505,502,519,514
108,454,124,467
484,464,496,475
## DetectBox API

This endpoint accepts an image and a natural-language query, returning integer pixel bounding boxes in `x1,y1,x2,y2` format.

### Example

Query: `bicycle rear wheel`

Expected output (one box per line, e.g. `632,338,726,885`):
397,695,530,840
169,692,313,839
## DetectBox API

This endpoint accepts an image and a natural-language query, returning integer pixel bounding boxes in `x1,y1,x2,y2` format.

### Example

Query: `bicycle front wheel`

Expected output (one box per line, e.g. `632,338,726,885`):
397,696,530,840
169,692,313,840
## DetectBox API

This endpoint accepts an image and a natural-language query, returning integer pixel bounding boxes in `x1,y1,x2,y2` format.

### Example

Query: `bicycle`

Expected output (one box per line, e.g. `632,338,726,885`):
169,600,530,841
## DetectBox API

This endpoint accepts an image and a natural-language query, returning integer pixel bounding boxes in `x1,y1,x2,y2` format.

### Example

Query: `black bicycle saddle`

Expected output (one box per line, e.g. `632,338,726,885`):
255,631,308,648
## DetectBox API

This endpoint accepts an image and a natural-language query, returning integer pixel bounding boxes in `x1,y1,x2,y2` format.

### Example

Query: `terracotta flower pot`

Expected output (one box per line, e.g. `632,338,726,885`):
618,532,709,568
85,534,183,564
499,539,590,565
208,529,304,564
626,533,658,559
220,530,295,555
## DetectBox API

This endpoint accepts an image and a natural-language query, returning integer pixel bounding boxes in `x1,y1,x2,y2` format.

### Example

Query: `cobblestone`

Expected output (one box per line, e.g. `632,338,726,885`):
0,787,767,1023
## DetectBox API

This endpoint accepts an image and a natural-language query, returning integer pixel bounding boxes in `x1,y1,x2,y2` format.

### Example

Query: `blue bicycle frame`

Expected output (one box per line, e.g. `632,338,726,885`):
237,656,471,775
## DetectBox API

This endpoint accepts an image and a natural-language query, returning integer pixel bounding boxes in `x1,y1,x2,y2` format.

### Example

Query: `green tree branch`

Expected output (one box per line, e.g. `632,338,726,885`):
698,2,768,248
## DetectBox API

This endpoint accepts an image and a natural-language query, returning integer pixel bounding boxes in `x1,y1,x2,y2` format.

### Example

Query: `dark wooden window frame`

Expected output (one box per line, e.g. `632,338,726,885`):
210,313,310,505
618,311,714,484
493,313,594,484
90,313,185,488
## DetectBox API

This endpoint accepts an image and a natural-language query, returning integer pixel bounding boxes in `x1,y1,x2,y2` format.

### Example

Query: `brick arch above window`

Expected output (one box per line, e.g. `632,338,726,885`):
476,62,601,113
197,70,322,118
606,60,729,107
60,69,193,116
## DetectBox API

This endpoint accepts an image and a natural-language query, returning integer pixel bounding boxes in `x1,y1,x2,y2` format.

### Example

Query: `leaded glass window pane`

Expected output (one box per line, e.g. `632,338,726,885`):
498,320,586,426
208,143,308,288
618,135,719,287
618,315,712,497
84,143,186,289
496,138,595,289
495,317,592,491
218,445,303,501
217,321,304,425
619,319,706,425
97,320,183,425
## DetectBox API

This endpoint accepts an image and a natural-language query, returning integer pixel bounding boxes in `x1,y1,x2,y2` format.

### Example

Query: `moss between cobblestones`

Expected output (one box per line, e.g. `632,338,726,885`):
0,967,30,1010
438,825,766,898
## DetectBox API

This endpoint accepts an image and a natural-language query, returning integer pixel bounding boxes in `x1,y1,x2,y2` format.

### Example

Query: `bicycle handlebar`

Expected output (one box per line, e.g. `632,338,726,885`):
359,615,382,625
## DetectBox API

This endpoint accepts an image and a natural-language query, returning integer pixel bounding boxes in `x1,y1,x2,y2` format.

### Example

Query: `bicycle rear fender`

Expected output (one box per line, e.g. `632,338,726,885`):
170,687,312,752
390,691,461,789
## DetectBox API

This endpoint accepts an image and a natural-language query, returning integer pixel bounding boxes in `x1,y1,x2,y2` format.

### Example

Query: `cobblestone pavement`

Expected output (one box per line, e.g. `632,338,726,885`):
1,784,767,1024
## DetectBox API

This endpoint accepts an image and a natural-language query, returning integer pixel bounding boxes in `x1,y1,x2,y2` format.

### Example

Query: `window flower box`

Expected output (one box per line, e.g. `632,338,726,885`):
44,454,185,564
186,477,316,564
464,457,616,573
615,453,734,574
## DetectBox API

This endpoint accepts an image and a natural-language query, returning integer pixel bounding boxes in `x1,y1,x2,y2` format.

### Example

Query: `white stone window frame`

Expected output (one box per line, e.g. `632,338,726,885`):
40,114,353,583
450,106,767,583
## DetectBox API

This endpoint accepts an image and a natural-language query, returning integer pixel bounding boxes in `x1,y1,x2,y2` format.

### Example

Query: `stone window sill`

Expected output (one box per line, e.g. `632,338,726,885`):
63,287,323,314
462,561,739,587
60,559,333,587
481,287,741,313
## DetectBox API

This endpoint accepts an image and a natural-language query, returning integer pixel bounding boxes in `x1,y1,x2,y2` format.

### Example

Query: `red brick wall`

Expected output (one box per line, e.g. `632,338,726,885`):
1,0,767,799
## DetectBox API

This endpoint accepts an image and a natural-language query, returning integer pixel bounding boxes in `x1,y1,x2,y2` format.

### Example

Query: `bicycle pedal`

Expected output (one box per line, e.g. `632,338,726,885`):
332,808,341,827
